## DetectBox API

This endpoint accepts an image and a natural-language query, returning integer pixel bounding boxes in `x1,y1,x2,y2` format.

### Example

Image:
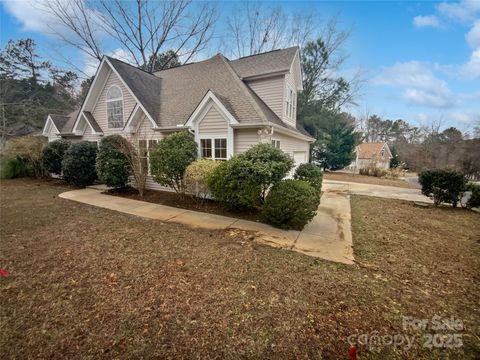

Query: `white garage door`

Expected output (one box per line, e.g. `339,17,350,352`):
293,151,306,167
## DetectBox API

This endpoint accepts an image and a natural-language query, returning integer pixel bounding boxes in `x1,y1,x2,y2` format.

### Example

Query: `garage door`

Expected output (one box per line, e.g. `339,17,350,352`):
293,151,306,167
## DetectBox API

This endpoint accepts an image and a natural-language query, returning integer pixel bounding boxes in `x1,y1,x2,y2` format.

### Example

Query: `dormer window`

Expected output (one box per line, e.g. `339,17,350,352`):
107,85,123,128
285,85,296,120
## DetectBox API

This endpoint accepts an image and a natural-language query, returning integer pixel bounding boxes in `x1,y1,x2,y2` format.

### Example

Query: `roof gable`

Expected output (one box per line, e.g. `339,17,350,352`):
229,47,299,79
357,142,391,159
106,57,162,125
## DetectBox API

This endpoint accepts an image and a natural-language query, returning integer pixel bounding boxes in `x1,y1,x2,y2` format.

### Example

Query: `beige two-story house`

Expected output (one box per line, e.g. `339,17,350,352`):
42,47,314,190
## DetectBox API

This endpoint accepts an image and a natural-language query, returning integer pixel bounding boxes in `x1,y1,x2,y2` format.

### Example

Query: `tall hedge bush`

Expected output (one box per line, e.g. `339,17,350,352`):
62,141,98,187
242,143,294,200
150,131,197,194
262,180,320,230
418,168,467,207
96,135,131,189
42,139,71,175
294,163,323,192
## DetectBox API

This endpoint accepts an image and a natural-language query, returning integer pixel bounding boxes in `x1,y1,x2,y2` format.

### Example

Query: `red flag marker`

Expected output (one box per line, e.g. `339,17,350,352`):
0,268,9,277
348,344,358,360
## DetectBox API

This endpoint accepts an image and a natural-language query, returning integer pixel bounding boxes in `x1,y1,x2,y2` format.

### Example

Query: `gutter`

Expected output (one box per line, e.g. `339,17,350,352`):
154,125,190,132
231,123,315,142
240,68,290,81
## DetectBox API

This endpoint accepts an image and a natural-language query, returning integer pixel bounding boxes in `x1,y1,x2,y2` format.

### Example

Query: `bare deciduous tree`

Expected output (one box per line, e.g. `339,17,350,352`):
40,0,217,73
224,2,318,57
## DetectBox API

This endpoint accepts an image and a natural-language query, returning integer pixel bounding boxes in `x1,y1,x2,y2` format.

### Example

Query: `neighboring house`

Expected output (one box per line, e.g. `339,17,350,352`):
349,142,392,171
42,47,314,190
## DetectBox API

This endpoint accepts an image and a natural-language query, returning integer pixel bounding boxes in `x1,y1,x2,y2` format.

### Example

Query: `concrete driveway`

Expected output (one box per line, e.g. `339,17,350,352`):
323,179,432,203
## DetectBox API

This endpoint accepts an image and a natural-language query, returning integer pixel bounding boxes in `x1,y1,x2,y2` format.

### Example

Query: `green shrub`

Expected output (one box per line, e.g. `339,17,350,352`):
0,155,28,179
208,156,262,210
419,168,467,207
208,144,294,209
184,159,219,199
42,140,71,175
62,141,98,187
150,131,197,193
96,135,131,189
242,143,294,200
262,180,320,230
7,136,47,178
294,163,323,192
466,183,480,209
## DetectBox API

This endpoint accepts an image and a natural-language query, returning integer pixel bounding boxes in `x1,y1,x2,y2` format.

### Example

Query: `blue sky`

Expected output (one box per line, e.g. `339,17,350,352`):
1,0,479,133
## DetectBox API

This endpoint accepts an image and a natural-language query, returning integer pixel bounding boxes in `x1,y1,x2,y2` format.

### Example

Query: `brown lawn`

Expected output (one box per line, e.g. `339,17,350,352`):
324,171,418,189
1,179,479,359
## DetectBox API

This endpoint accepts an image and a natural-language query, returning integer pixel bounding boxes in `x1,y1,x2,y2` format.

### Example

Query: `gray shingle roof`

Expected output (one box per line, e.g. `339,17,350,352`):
83,111,102,133
49,114,70,132
229,46,299,79
106,57,162,123
45,47,310,139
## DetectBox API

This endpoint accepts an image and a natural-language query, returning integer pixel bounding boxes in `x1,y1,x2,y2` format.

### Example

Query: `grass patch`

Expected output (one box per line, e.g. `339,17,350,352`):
1,179,478,358
324,172,418,189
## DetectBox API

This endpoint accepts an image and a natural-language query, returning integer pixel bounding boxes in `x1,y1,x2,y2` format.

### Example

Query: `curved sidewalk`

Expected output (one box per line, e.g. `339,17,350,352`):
59,188,354,265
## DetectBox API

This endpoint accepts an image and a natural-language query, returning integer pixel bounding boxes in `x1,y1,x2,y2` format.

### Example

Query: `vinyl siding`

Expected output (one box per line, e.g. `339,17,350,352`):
234,129,260,154
82,124,101,143
46,122,60,142
198,105,228,136
273,132,310,162
92,70,137,135
247,75,284,119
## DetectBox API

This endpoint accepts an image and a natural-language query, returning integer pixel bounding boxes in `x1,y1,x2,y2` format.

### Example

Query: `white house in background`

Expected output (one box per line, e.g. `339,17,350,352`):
349,142,392,171
42,47,314,190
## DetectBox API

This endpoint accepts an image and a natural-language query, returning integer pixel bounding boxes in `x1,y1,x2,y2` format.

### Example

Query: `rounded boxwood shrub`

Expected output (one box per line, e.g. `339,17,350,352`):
42,140,71,175
208,156,262,210
262,179,320,230
62,141,98,187
184,159,219,199
150,131,197,194
294,163,323,192
466,183,480,209
96,135,131,189
418,168,467,207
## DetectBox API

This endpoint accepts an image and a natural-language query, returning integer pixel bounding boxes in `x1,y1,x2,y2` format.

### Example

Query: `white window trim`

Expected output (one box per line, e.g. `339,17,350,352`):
284,84,296,121
106,85,124,129
199,135,228,160
271,139,281,149
42,116,60,136
185,91,238,160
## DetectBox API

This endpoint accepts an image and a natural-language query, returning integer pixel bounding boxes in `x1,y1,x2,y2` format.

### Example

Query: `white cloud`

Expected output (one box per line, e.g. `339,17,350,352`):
82,48,137,77
373,61,455,108
2,0,54,33
463,48,480,77
437,0,480,23
413,15,441,28
449,111,480,124
466,20,480,48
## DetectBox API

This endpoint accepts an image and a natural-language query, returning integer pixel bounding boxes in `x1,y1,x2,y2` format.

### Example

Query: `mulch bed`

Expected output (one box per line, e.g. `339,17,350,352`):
107,187,263,222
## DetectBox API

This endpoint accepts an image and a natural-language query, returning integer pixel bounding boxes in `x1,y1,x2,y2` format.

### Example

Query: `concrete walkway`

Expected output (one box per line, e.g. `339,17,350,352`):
59,188,354,264
323,179,432,203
